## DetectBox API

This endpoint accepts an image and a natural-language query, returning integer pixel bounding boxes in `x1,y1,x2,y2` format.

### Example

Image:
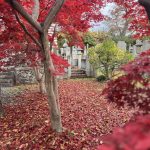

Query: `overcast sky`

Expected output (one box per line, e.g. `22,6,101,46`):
91,3,115,31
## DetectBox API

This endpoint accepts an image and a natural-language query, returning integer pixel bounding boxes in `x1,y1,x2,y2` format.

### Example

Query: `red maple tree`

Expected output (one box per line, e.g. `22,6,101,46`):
103,49,150,114
107,0,150,39
102,0,150,114
0,0,104,132
99,1,150,149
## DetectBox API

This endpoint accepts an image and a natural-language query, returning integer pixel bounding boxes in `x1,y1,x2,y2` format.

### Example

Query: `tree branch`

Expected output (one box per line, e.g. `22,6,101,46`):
32,0,40,21
50,24,57,51
14,12,42,49
6,0,43,33
43,0,65,32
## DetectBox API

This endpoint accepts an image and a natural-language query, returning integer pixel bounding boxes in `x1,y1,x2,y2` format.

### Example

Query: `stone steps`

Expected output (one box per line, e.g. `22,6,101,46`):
71,69,87,78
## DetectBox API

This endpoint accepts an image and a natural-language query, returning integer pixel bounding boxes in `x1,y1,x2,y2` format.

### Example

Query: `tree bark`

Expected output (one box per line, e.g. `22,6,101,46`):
104,65,110,80
32,0,40,21
0,100,4,117
44,63,62,132
34,67,46,94
41,33,62,132
39,75,46,94
0,86,4,117
53,76,60,112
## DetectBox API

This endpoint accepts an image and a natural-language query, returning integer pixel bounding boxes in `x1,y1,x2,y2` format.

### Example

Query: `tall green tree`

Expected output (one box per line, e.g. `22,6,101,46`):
83,31,109,47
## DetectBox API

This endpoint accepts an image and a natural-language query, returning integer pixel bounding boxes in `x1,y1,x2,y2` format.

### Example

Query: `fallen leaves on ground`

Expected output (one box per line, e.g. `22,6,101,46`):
0,79,137,150
1,84,37,104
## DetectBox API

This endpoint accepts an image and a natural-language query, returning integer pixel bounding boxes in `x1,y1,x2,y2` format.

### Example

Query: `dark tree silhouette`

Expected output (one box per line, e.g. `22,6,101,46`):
139,0,150,20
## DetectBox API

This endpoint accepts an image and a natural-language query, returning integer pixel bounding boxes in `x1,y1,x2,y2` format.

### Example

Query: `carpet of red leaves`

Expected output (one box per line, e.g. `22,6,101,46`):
0,79,137,150
98,115,150,150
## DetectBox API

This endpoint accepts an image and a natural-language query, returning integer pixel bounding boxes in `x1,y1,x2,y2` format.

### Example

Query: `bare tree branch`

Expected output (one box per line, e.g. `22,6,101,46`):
32,0,40,20
6,0,42,33
43,0,65,32
14,12,42,49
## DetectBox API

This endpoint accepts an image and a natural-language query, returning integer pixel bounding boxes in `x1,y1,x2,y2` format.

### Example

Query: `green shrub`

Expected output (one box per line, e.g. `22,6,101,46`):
96,75,107,82
88,39,133,79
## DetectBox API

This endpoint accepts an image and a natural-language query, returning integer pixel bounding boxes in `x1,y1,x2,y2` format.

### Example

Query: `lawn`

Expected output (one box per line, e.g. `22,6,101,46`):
0,79,137,150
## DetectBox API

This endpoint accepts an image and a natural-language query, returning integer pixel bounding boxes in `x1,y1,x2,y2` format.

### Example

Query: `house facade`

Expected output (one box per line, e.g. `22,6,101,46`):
59,42,94,78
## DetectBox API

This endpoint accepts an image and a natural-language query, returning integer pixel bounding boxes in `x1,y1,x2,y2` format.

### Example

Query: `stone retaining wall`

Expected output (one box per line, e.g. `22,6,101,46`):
0,67,37,87
15,67,36,84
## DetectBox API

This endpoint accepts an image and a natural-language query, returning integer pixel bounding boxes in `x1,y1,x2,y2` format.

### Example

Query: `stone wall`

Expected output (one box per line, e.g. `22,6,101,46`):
15,67,36,84
0,67,37,87
0,72,15,87
118,40,150,57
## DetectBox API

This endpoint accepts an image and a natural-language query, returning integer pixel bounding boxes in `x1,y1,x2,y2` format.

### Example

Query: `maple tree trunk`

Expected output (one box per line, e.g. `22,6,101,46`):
0,100,4,117
39,75,46,94
34,67,46,94
41,33,62,132
53,76,60,112
0,86,4,117
44,64,62,132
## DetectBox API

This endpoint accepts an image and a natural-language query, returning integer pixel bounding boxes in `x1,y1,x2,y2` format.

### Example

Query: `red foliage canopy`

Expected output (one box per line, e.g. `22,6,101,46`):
103,50,150,114
0,0,104,73
107,0,150,38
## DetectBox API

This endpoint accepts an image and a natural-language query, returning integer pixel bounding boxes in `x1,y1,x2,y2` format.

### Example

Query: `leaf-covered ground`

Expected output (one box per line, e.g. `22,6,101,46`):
0,79,137,150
